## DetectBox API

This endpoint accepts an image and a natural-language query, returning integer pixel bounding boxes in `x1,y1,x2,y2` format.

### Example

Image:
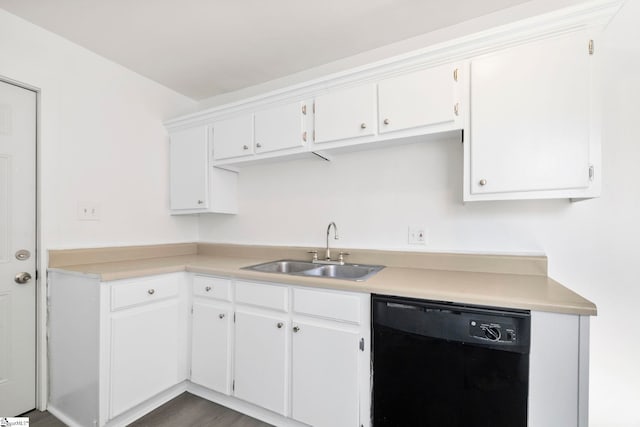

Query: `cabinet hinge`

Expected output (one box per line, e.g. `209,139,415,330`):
232,380,235,391
312,102,315,113
233,313,236,323
454,102,460,116
302,104,307,115
313,130,316,141
589,39,594,55
589,165,595,181
359,338,365,352
453,68,459,82
302,131,307,142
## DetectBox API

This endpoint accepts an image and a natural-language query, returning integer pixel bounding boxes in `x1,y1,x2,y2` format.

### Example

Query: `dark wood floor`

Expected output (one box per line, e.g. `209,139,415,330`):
23,392,273,427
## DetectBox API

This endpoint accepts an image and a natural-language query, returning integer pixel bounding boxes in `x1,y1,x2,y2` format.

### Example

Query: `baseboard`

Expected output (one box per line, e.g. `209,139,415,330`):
186,383,307,427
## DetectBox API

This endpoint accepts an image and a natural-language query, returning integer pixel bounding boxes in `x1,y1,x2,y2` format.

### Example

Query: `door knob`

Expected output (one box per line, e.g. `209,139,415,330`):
15,272,32,284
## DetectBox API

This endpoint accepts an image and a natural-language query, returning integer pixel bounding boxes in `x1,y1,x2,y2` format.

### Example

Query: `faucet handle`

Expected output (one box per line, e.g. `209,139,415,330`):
338,251,350,263
307,250,318,261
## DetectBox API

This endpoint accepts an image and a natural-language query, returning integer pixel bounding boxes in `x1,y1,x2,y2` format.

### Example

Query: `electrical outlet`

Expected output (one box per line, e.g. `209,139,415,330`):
408,226,426,245
78,201,100,221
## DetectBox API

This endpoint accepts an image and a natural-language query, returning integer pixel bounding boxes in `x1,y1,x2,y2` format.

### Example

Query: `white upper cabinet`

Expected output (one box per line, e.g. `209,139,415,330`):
169,125,238,215
314,83,377,144
378,63,462,134
467,31,596,200
212,114,254,160
254,101,307,154
169,126,209,210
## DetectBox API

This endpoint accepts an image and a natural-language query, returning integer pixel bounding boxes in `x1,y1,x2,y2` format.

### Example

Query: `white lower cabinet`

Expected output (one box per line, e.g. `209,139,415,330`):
190,276,233,394
49,269,589,427
291,322,360,427
47,271,189,427
189,277,370,427
191,302,232,394
234,310,289,415
110,300,181,418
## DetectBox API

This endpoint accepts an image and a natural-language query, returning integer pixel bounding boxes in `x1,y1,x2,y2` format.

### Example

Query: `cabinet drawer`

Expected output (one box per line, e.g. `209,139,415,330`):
193,276,232,301
293,288,361,324
111,275,180,311
235,280,288,312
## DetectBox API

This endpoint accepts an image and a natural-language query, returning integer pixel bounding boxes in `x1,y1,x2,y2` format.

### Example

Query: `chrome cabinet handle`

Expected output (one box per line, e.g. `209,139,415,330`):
205,286,212,292
293,325,300,333
14,272,32,284
147,289,155,295
383,118,390,125
360,123,367,129
277,322,284,329
256,143,262,148
243,145,249,150
219,313,225,319
479,179,487,186
197,200,204,205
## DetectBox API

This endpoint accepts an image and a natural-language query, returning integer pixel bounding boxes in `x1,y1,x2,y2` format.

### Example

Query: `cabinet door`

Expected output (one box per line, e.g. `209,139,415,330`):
191,302,232,394
292,322,360,427
169,126,209,210
469,32,592,195
378,64,460,134
314,83,376,144
234,311,288,415
212,114,254,160
110,300,180,418
254,102,306,154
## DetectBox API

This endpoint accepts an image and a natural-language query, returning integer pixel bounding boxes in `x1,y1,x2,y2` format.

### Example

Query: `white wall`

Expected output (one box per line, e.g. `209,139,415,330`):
199,1,640,425
0,9,199,257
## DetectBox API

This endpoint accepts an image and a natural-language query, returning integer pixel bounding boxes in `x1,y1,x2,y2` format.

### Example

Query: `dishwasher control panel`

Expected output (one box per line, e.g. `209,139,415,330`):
469,320,518,343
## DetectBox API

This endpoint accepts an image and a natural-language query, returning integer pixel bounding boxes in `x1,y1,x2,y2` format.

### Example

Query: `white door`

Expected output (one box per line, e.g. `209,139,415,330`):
469,31,592,195
254,102,305,154
291,322,360,427
191,302,232,394
110,300,181,418
169,126,209,210
212,114,254,160
314,84,377,144
233,310,288,415
378,63,460,133
0,81,36,416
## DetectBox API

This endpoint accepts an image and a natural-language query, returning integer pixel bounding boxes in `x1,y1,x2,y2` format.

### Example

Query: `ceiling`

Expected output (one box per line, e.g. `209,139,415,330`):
0,0,532,100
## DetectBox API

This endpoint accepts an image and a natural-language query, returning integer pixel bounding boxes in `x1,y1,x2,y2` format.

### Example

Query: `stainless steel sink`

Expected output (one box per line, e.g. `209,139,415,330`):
246,260,318,274
242,259,384,282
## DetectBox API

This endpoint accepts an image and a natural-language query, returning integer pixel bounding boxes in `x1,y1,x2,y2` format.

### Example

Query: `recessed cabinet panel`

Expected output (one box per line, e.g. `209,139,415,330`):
314,83,376,144
254,102,305,154
169,126,209,210
291,322,359,427
191,302,232,394
378,64,459,133
212,114,254,160
110,301,180,418
470,32,591,195
234,310,288,415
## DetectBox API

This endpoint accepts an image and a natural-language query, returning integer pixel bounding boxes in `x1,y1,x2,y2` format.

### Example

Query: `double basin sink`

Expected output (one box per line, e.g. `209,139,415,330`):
242,259,385,282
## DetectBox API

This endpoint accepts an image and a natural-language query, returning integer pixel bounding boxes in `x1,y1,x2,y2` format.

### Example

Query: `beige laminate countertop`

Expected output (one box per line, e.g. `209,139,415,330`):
49,248,596,316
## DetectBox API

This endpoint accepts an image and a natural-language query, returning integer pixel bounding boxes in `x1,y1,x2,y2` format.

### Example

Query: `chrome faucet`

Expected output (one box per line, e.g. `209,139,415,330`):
325,221,338,261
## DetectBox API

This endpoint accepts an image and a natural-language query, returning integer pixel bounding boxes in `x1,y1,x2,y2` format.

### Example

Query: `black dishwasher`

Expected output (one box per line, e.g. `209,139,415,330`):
372,295,531,427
